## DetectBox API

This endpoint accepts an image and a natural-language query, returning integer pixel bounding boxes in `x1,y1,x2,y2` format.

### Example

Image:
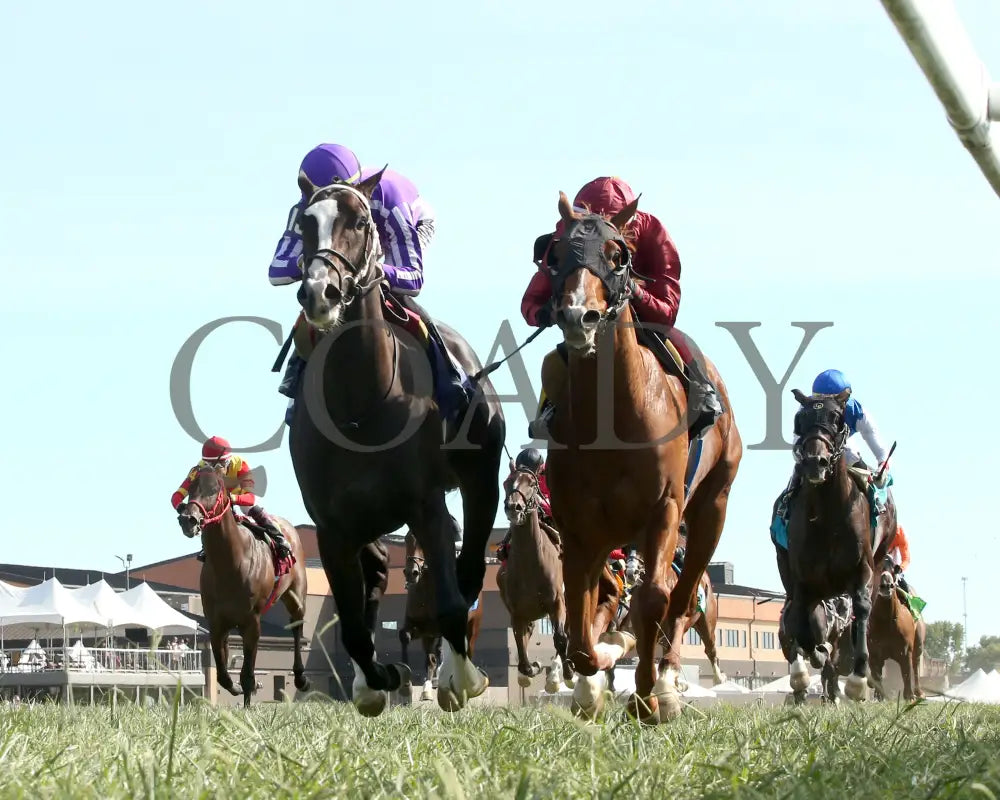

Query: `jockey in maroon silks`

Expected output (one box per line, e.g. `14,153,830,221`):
520,176,723,441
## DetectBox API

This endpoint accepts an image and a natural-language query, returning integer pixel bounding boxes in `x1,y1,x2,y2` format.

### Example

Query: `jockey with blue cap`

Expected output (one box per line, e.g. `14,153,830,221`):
770,368,893,600
269,143,471,425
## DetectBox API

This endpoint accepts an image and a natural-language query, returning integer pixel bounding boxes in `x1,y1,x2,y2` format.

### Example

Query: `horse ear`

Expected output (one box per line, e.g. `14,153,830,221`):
791,388,809,405
558,191,578,225
609,194,640,231
356,165,387,199
298,170,318,199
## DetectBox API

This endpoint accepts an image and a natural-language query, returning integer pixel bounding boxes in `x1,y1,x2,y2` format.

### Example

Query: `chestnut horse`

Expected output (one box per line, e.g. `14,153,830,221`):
782,389,897,703
539,194,743,722
289,172,506,716
617,562,727,687
400,531,484,701
868,555,925,700
176,465,309,707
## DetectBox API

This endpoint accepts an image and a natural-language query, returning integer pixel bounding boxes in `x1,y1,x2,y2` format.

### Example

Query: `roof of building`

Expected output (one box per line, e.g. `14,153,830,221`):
0,563,194,595
714,583,785,601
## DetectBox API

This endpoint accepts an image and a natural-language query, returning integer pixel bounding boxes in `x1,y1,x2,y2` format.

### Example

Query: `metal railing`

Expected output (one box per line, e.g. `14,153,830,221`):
0,646,202,675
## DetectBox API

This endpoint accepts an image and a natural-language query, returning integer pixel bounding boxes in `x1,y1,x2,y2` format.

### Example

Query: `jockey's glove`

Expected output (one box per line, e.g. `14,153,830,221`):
872,464,891,488
535,303,554,328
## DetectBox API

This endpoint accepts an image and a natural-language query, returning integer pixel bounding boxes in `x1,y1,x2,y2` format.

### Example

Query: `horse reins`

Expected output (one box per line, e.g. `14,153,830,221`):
187,481,231,526
505,468,540,516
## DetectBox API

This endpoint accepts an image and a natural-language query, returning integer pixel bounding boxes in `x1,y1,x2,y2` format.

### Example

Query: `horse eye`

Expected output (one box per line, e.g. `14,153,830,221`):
355,217,368,230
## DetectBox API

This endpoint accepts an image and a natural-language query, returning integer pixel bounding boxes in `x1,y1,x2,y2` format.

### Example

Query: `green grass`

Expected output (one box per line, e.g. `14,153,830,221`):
1,696,1000,799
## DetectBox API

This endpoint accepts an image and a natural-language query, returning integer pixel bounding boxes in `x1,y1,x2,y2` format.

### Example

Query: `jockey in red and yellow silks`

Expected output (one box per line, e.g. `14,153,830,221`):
172,436,292,562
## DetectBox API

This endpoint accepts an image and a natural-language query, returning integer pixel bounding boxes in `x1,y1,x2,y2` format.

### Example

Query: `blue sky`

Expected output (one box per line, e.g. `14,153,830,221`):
2,0,999,643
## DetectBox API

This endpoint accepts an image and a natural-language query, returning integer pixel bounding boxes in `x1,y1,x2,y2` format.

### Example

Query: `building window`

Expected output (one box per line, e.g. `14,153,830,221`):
725,629,740,648
741,630,747,649
536,618,554,636
762,632,776,650
754,631,759,649
716,629,722,646
685,629,701,645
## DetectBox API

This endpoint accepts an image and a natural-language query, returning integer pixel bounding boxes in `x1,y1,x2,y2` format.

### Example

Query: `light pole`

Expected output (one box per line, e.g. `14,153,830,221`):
116,554,133,590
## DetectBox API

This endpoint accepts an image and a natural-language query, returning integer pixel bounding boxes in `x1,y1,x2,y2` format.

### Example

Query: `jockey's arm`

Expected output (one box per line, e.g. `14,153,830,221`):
268,202,305,286
230,458,257,507
854,404,891,466
627,213,681,329
521,270,554,327
378,206,425,295
170,466,199,510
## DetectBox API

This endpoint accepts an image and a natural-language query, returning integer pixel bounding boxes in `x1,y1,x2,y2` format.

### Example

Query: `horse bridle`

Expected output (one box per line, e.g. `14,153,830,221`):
793,402,849,472
505,468,540,516
299,182,384,310
183,471,231,528
549,214,634,326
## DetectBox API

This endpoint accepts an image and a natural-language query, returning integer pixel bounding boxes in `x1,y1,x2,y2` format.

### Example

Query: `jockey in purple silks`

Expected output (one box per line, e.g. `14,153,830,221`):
269,143,473,426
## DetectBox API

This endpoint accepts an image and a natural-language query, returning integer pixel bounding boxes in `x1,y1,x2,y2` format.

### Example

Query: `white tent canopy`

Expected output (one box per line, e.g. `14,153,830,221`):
118,583,198,634
945,669,1000,704
68,580,149,633
0,577,199,643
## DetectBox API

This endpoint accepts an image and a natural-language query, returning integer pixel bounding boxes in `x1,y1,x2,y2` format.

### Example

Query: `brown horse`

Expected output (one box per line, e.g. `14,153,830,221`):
868,555,925,700
617,560,727,686
289,173,506,715
539,193,742,722
400,532,483,701
497,463,573,688
176,465,309,707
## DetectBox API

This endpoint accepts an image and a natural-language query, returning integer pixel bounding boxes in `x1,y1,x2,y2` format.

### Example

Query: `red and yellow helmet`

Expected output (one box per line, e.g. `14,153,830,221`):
202,435,231,461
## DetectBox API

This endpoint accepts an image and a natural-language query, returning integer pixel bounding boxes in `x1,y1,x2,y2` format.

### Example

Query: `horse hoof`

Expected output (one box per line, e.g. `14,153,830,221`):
675,672,690,693
544,672,561,695
570,672,606,720
789,658,810,694
354,691,388,717
653,671,683,722
224,685,243,697
627,693,659,725
518,673,532,688
421,680,434,701
845,674,867,702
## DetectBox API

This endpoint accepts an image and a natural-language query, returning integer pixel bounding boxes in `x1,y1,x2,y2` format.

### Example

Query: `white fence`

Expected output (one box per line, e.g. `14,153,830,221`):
0,646,202,675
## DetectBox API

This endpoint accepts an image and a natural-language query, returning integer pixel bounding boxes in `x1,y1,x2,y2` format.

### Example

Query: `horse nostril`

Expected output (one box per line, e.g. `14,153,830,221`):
324,284,342,302
582,310,600,327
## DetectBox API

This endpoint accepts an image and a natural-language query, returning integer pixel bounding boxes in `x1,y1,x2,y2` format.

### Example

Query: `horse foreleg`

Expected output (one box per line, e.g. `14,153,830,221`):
513,619,539,687
416,498,487,712
563,546,610,719
420,636,437,700
316,533,401,717
210,627,241,698
846,576,874,702
552,596,574,685
912,625,925,699
238,616,261,708
456,472,500,605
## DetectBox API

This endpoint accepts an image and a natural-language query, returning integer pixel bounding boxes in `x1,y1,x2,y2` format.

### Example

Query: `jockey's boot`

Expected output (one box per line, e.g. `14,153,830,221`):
424,321,476,425
247,505,293,560
684,358,725,440
528,399,555,440
196,550,206,563
278,354,306,427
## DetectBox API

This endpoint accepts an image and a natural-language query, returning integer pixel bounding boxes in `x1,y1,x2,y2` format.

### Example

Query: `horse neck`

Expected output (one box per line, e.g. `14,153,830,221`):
202,512,256,575
324,289,398,415
564,303,650,433
509,504,548,554
803,457,856,519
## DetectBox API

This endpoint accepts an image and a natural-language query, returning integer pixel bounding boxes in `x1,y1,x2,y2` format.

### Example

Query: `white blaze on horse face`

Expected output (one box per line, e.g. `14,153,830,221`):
304,197,340,253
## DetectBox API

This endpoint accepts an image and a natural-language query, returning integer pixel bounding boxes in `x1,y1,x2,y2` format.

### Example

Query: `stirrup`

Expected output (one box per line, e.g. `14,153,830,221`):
528,403,555,440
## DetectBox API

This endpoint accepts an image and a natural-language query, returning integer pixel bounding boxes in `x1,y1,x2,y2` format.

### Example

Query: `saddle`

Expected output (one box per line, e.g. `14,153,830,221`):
847,466,893,548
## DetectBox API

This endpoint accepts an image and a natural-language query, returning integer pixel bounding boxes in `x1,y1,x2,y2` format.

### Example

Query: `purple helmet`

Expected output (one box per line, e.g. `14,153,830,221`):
298,144,361,195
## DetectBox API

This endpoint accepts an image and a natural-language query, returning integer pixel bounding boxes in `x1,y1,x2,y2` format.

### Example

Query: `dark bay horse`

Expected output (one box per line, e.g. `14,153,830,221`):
617,562,727,686
868,555,925,701
289,170,505,716
176,466,309,707
783,388,897,702
400,532,483,701
779,594,853,704
497,463,573,688
540,193,743,722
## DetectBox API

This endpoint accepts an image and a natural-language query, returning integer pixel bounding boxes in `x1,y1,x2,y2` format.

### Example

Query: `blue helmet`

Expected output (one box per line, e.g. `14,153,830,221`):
812,369,851,395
